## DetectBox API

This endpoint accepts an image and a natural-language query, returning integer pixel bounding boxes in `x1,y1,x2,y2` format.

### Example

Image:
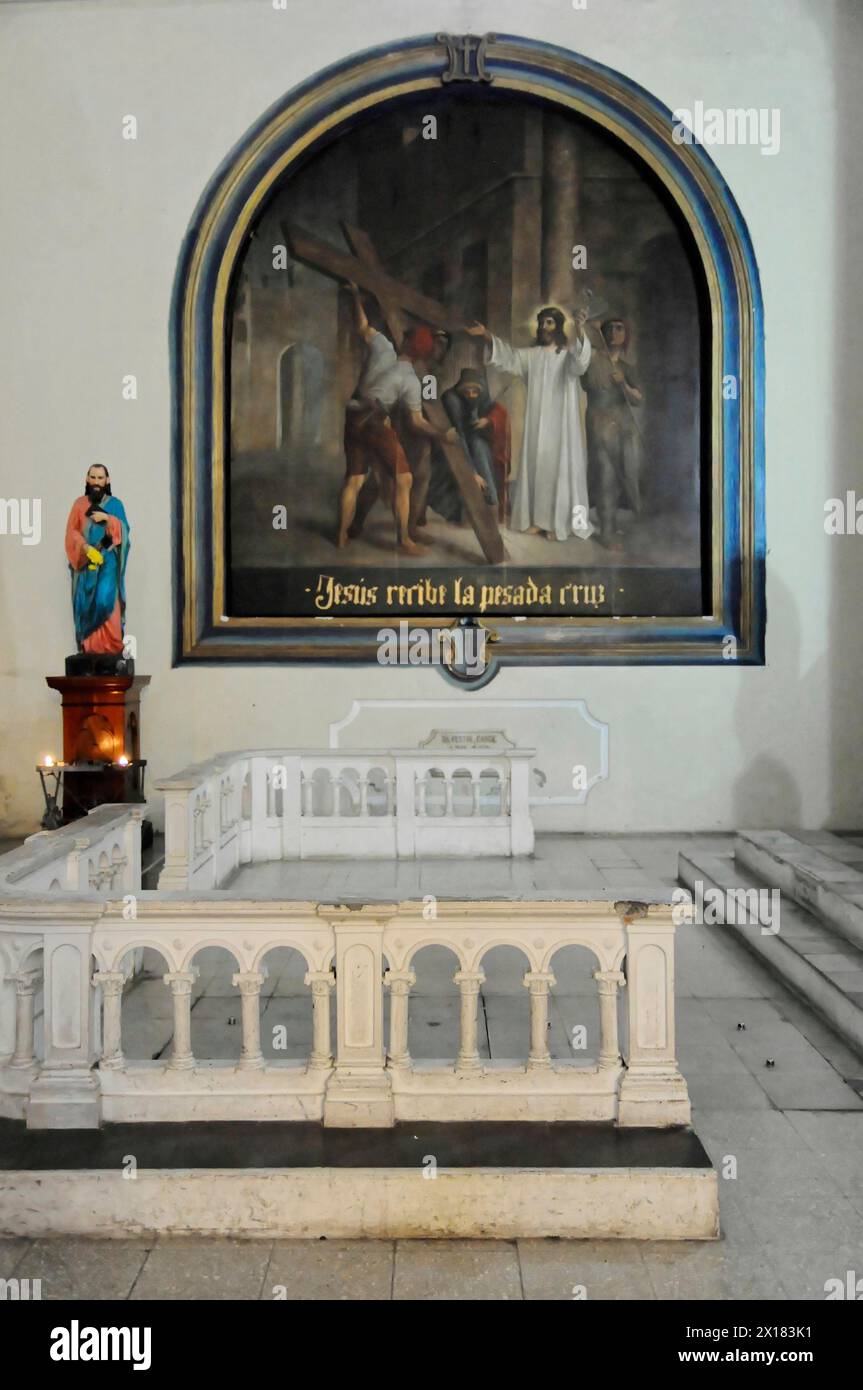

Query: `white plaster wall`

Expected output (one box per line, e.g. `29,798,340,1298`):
0,0,861,836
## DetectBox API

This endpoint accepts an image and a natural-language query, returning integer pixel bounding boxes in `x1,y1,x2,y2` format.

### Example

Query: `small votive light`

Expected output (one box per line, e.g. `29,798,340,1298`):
117,755,130,767
43,755,55,768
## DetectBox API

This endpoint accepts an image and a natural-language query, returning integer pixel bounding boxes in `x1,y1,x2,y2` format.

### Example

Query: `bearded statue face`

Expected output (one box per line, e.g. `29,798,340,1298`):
84,466,110,503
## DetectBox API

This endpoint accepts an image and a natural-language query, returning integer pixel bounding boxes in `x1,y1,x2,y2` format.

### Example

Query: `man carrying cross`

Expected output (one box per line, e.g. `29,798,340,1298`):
338,283,450,556
286,220,505,565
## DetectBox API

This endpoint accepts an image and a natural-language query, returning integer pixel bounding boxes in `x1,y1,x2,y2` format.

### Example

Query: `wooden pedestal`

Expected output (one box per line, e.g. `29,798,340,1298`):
45,675,150,821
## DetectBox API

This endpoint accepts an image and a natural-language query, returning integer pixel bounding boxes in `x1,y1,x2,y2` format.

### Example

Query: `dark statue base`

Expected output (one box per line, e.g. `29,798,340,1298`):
44,674,151,827
65,652,135,677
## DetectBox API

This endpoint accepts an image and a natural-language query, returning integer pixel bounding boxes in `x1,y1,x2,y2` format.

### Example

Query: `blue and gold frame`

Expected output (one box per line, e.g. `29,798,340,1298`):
171,32,765,667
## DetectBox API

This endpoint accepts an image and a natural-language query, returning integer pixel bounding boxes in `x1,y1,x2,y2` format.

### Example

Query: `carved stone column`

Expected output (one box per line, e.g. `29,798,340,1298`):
385,969,416,1069
454,970,485,1072
93,970,126,1071
164,969,198,1071
232,970,267,1070
523,970,555,1069
594,969,625,1070
304,969,335,1068
9,967,42,1069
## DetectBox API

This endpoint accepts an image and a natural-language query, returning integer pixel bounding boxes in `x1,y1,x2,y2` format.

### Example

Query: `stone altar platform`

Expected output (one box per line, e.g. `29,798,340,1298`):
0,1119,718,1240
0,814,720,1239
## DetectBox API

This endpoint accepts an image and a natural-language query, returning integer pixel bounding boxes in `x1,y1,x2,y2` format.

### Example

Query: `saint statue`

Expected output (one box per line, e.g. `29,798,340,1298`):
64,465,131,671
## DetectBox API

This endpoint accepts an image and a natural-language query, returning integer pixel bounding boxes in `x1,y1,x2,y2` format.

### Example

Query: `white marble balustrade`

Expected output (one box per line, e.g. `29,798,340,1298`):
0,896,690,1130
156,743,535,887
0,805,142,897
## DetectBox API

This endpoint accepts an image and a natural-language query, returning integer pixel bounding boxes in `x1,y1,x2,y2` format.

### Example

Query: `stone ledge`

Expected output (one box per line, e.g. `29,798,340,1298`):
0,1165,718,1240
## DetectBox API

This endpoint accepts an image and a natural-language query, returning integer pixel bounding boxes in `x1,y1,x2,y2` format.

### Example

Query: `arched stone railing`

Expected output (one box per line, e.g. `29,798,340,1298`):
0,894,689,1130
155,743,535,888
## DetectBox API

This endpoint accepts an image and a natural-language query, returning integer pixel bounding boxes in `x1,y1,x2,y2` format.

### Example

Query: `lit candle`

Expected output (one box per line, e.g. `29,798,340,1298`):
117,755,129,767
43,756,55,768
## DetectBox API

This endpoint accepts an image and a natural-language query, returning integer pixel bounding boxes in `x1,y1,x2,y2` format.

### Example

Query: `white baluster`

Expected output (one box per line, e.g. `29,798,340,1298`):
164,969,198,1071
385,969,416,1069
594,969,626,1070
304,970,335,1067
8,967,42,1068
523,970,555,1069
232,970,267,1070
94,970,126,1071
454,969,485,1072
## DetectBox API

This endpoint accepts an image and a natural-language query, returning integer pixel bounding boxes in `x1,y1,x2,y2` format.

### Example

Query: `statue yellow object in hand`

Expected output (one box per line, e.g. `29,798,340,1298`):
85,545,105,571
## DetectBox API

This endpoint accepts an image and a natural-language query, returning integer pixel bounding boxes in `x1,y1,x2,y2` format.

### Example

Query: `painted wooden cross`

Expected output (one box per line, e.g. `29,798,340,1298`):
285,220,506,565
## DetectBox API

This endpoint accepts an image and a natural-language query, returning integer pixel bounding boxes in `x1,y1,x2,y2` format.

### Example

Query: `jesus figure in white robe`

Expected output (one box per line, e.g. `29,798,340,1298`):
466,306,595,542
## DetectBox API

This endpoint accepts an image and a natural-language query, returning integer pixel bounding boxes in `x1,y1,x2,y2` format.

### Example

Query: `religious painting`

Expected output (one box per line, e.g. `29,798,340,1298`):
174,35,764,666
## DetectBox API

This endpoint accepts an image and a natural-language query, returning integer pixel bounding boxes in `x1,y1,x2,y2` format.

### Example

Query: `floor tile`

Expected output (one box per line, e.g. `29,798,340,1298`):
393,1239,522,1300
784,1112,863,1195
517,1238,654,1300
678,1040,759,1077
265,1239,393,1300
642,1241,781,1300
736,1192,863,1253
130,1238,272,1300
749,1068,863,1111
13,1238,150,1300
772,1245,863,1301
683,1071,773,1110
408,996,463,1060
0,1237,31,1278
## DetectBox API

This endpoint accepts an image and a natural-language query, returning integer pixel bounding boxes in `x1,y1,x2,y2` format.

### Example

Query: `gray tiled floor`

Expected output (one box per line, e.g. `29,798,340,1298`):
5,832,863,1300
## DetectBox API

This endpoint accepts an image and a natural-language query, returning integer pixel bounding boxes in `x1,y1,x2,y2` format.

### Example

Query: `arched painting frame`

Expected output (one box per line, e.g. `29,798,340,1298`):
172,32,764,668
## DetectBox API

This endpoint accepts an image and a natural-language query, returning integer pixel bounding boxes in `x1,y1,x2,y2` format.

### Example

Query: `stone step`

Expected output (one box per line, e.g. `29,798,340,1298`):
0,1118,718,1239
735,830,863,952
678,850,863,1056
